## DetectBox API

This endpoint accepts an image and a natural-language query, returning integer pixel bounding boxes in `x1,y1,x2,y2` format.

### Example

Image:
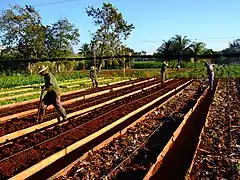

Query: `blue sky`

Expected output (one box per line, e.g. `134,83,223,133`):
1,0,240,54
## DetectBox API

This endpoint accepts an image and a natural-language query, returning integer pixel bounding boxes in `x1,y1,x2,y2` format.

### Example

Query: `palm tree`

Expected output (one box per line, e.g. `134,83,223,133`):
171,35,191,66
190,42,206,67
156,40,173,61
229,39,240,49
78,43,91,57
78,43,91,70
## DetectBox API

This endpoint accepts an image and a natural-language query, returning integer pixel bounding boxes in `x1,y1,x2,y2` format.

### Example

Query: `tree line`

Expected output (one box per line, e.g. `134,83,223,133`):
0,3,135,73
0,3,239,74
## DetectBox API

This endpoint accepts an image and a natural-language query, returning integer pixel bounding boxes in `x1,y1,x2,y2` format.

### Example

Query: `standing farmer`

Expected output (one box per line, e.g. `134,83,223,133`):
205,62,214,90
90,66,99,88
160,61,169,84
37,65,67,122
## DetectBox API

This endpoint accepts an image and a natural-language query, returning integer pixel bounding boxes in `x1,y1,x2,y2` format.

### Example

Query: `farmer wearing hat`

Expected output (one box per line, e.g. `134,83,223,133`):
160,61,169,84
37,65,67,122
204,61,215,90
90,66,99,88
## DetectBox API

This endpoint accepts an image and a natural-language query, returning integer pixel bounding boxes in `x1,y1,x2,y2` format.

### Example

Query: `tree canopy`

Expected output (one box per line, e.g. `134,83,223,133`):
0,5,80,60
86,2,134,70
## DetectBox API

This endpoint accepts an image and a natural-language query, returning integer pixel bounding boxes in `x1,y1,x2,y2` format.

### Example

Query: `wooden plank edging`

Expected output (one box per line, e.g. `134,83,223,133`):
0,79,132,110
48,80,193,179
184,80,220,180
0,80,163,143
9,80,191,180
0,78,152,122
143,83,209,180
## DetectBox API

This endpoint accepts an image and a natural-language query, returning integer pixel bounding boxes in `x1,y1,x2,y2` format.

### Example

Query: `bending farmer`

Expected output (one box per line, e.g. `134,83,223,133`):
160,61,169,84
90,66,99,88
205,62,214,90
37,65,67,122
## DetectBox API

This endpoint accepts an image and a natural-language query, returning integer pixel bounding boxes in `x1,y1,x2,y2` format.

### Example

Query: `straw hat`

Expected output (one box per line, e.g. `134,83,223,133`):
37,65,48,74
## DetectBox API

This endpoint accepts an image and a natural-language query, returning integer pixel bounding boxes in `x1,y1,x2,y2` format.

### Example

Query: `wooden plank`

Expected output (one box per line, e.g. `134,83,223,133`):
10,78,101,89
0,88,34,95
48,80,192,180
143,84,209,180
0,91,40,101
0,78,117,102
184,80,220,180
0,80,136,122
62,78,120,88
0,89,143,143
0,79,174,143
9,80,192,180
0,79,132,110
111,78,155,92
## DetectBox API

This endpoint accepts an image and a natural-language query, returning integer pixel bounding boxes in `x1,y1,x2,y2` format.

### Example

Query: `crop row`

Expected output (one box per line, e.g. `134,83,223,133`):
0,78,129,106
0,78,160,136
0,77,114,98
0,78,163,151
57,80,207,180
0,79,186,179
0,77,145,117
189,80,240,179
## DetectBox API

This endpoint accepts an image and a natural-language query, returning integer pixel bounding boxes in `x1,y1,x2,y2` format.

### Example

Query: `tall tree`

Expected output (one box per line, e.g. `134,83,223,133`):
156,40,174,61
86,2,134,71
229,39,240,49
0,5,46,73
45,18,80,72
190,42,206,67
45,18,80,58
141,51,147,55
171,35,191,65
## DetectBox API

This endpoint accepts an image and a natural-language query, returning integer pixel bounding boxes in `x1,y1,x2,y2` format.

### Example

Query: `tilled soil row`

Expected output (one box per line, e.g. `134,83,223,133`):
0,79,172,159
0,79,187,179
0,78,162,136
0,78,146,118
189,80,240,180
56,81,206,180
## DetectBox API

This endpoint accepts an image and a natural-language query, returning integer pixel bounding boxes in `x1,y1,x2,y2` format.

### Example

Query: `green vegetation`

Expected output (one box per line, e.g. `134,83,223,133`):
132,61,162,69
1,62,239,90
0,64,239,106
0,72,88,89
0,5,80,73
0,77,129,105
0,2,240,98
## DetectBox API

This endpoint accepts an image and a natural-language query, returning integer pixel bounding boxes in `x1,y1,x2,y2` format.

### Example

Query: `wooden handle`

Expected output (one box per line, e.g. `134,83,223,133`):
36,90,44,120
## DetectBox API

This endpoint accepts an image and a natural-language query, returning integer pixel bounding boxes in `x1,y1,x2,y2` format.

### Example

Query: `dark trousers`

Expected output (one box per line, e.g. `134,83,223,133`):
39,91,67,120
91,78,98,88
161,71,166,84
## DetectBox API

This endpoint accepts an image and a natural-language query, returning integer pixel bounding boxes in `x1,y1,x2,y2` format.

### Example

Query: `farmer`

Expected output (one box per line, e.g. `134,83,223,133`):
37,65,67,122
90,66,99,88
205,61,215,90
160,61,169,84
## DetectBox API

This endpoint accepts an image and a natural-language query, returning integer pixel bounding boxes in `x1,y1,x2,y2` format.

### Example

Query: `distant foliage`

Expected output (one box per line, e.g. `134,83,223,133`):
86,2,134,71
132,61,162,69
